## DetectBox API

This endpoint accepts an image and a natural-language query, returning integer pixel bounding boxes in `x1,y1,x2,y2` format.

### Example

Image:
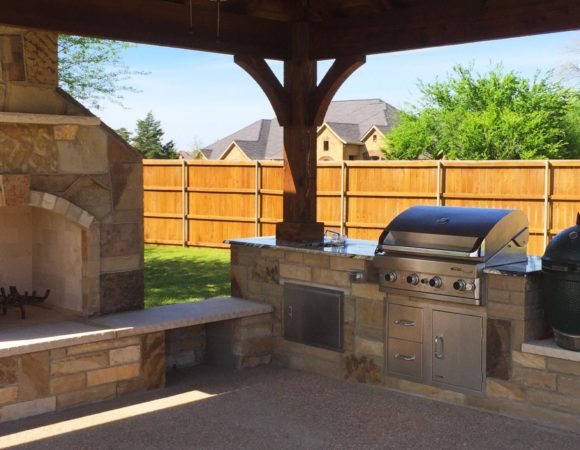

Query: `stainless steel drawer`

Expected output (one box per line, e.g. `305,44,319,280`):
387,338,423,379
388,303,423,342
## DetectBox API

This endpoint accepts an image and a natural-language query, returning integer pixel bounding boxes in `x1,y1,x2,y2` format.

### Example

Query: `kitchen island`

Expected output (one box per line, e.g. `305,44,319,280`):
229,237,580,432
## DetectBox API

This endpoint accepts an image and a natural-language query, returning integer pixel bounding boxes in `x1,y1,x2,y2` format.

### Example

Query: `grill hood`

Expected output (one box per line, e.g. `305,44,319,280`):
376,206,529,262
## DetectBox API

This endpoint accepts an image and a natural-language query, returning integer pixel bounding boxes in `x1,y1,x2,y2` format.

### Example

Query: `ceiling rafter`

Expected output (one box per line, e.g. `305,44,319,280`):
0,0,578,61
0,0,291,59
310,0,580,59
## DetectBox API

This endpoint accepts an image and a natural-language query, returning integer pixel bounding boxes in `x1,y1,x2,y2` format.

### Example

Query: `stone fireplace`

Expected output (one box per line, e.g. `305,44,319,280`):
0,26,144,317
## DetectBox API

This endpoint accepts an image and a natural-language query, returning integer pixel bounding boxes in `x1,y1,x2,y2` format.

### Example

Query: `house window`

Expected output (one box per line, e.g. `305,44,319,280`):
349,155,356,160
323,140,329,151
372,134,377,142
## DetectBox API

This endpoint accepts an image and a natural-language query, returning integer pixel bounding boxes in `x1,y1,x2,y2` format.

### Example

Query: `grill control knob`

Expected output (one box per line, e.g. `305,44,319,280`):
384,272,398,282
453,280,475,292
406,274,420,285
428,276,443,288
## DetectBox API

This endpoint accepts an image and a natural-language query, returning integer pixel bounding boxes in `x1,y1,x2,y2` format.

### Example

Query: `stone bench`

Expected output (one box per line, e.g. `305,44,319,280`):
0,297,273,423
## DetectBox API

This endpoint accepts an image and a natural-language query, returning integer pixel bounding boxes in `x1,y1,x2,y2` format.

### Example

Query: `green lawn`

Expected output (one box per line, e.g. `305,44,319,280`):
144,245,231,308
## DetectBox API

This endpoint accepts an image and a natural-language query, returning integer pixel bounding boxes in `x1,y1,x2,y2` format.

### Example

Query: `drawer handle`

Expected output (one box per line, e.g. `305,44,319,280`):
434,335,445,360
394,319,415,327
394,353,416,362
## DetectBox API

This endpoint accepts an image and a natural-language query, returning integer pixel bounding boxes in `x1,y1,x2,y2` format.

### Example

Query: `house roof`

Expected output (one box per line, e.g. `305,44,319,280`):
360,124,390,142
323,122,360,144
202,99,399,160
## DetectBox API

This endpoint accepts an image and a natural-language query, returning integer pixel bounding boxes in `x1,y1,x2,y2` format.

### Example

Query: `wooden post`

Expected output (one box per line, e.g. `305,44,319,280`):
274,23,322,241
235,23,365,242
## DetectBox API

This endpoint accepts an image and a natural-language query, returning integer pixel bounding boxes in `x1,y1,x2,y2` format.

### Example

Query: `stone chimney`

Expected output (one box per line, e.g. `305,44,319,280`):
0,27,66,113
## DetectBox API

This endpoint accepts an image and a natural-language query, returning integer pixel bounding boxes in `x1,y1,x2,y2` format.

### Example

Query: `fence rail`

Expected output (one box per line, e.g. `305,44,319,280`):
143,159,580,255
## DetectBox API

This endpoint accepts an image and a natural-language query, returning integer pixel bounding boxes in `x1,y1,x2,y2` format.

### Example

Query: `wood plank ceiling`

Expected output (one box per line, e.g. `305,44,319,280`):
0,0,578,60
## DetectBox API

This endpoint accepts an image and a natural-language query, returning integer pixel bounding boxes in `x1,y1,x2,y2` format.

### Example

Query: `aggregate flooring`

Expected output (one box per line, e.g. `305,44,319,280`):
1,365,579,449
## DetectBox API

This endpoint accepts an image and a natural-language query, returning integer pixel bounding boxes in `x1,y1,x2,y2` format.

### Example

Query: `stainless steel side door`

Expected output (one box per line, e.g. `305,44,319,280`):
432,310,483,392
284,283,343,351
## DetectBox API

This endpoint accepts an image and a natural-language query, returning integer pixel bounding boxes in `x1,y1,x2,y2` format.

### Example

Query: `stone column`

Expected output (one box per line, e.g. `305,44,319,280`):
0,26,60,113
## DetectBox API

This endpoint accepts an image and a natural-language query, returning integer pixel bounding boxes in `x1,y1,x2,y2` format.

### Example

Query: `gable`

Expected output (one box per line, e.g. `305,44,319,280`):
219,142,251,161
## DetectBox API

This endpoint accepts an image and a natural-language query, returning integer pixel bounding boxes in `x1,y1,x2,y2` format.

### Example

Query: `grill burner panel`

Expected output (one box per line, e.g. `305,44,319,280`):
378,257,482,304
374,206,529,306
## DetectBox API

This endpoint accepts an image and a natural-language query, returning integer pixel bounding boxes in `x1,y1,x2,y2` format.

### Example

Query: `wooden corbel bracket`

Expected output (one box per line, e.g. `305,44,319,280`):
234,54,290,126
309,55,366,126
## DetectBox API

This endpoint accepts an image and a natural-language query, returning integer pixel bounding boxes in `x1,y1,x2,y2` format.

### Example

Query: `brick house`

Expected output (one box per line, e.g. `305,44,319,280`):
201,99,399,161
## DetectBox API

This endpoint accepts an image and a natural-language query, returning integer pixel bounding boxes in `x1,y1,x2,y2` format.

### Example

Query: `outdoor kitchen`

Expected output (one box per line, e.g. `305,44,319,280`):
1,0,579,439
228,205,580,431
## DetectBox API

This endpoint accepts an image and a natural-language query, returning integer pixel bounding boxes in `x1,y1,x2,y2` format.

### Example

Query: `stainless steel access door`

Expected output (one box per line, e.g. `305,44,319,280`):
284,283,343,352
432,310,483,392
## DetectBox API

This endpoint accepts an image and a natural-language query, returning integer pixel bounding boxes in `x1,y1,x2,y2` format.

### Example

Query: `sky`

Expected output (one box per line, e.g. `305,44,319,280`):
95,31,579,151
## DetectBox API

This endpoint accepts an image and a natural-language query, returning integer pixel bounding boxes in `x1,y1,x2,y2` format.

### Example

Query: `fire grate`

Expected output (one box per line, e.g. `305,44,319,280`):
0,286,50,320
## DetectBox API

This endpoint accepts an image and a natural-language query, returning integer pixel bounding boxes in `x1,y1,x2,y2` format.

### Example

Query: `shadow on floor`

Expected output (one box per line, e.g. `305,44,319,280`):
1,365,580,450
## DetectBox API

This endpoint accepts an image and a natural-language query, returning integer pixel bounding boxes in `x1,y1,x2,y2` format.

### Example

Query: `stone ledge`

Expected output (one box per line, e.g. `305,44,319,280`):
522,339,580,363
0,111,100,126
0,323,116,359
0,298,272,357
90,297,273,337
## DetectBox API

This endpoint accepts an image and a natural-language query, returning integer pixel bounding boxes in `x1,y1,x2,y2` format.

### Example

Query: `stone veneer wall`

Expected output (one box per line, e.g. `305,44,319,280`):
166,314,273,371
0,312,272,422
231,244,580,431
0,332,165,422
0,26,144,315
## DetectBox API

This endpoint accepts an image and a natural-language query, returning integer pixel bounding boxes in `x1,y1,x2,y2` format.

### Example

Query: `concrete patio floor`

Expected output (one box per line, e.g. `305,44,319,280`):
1,366,579,449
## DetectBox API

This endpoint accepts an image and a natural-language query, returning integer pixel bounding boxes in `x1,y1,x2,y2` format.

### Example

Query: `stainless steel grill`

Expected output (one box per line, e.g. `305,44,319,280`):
374,206,529,305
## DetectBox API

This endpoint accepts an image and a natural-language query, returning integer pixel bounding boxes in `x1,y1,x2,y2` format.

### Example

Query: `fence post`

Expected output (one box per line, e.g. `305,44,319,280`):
544,160,551,250
340,161,346,236
436,160,442,206
181,159,188,247
255,160,261,237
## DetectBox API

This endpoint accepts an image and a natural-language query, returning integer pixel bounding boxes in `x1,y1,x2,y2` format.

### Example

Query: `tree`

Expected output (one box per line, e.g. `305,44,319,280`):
383,65,580,160
560,39,580,86
58,35,146,110
189,136,206,160
132,112,178,159
115,127,132,142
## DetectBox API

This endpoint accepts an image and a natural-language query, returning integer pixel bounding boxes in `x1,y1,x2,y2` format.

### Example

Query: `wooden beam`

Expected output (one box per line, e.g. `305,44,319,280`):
234,55,290,125
310,0,580,59
276,22,324,241
310,55,366,126
0,0,290,60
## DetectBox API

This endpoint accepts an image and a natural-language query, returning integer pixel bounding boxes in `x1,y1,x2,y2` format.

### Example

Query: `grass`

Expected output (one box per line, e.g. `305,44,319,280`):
144,245,231,308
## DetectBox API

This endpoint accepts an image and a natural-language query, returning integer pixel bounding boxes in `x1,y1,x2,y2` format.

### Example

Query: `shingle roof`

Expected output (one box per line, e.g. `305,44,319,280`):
324,122,361,144
202,99,399,160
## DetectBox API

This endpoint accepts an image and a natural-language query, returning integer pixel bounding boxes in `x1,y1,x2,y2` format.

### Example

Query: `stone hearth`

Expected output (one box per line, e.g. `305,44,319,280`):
0,26,144,316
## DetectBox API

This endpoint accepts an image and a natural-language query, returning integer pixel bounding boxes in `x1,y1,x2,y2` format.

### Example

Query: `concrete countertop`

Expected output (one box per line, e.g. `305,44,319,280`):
483,255,542,276
228,237,543,276
227,236,377,258
0,297,272,358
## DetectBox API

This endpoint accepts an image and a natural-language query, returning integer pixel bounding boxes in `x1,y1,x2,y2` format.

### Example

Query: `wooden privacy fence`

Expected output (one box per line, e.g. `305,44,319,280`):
143,159,580,255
